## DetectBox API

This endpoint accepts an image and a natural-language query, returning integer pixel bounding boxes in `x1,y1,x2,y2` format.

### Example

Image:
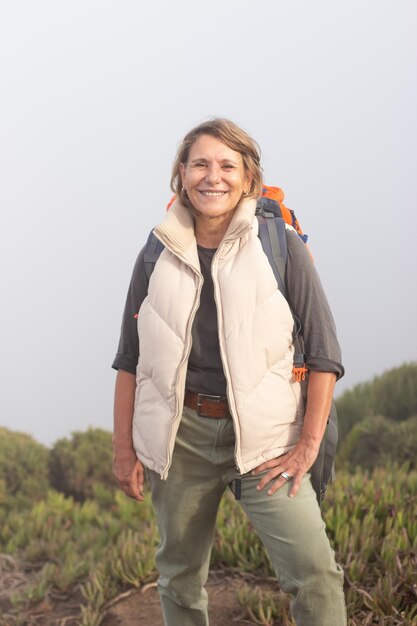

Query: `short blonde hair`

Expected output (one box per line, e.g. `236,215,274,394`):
171,119,263,206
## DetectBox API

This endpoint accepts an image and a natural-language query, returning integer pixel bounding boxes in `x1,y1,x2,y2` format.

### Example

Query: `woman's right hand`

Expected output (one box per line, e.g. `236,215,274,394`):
113,446,145,502
113,370,144,501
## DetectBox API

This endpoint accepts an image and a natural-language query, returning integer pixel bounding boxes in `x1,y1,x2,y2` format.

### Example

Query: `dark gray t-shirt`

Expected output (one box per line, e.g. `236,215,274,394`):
112,230,344,386
186,246,226,396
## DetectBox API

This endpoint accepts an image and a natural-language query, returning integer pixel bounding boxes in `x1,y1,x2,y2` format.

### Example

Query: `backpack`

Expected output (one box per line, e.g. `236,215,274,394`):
143,188,338,506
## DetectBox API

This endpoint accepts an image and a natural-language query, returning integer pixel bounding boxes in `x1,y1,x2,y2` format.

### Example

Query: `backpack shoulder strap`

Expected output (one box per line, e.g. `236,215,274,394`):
143,230,165,283
257,212,288,296
257,211,305,373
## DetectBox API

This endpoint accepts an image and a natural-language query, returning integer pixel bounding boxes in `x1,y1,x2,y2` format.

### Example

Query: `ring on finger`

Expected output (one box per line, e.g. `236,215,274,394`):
280,471,292,481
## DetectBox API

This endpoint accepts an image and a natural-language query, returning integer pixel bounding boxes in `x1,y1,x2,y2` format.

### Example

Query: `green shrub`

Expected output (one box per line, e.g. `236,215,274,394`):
0,427,49,510
336,362,417,440
48,428,114,501
338,414,417,470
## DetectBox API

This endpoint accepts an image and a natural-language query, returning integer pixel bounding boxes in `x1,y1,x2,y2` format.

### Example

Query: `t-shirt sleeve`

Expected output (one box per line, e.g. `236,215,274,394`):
112,247,148,375
285,229,345,380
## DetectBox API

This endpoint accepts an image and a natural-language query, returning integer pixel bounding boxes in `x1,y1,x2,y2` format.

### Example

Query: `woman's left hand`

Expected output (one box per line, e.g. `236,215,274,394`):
251,437,320,498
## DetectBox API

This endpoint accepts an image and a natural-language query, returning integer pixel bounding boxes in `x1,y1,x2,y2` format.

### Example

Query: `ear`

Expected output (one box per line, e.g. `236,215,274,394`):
244,171,253,195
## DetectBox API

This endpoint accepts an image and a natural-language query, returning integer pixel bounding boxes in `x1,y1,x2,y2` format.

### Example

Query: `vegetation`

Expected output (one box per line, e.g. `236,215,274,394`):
48,428,115,501
336,362,417,440
338,414,417,471
0,466,416,625
0,362,416,624
0,427,49,515
336,362,417,470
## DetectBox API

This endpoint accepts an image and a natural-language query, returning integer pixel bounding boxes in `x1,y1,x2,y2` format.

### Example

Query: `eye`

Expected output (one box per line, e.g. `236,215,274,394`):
194,161,207,168
222,163,235,170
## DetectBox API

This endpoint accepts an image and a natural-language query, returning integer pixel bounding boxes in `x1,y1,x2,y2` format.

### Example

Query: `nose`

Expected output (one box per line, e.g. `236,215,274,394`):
205,164,221,185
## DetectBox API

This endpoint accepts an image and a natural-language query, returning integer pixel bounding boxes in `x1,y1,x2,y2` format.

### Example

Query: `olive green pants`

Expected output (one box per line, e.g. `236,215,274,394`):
146,406,346,626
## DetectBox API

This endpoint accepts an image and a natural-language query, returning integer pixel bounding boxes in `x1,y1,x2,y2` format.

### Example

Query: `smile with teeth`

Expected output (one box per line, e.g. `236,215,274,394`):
199,190,227,197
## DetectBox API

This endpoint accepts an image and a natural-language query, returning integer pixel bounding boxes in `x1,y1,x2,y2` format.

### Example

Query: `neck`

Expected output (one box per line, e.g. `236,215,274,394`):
194,211,236,248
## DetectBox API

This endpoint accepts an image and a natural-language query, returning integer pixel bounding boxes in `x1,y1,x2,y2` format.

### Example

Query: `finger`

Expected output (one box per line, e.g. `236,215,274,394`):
268,471,295,495
288,472,304,498
129,476,144,501
264,473,291,496
136,461,145,490
130,462,145,501
256,465,286,491
252,455,287,475
252,462,275,475
135,460,145,493
126,483,143,501
120,482,135,500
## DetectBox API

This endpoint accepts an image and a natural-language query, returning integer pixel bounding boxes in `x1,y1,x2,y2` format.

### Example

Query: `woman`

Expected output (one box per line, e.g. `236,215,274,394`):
112,118,346,626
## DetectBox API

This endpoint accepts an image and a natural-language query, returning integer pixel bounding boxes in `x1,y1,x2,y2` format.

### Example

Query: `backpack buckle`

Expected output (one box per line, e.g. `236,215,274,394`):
293,353,308,382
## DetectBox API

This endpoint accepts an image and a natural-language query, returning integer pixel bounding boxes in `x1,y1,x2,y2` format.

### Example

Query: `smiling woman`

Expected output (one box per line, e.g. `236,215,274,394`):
171,119,263,248
179,135,252,247
112,118,347,626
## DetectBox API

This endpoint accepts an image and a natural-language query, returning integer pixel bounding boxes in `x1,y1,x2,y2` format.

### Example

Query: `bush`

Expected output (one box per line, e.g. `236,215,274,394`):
48,428,114,501
0,427,49,510
336,362,417,440
338,414,417,470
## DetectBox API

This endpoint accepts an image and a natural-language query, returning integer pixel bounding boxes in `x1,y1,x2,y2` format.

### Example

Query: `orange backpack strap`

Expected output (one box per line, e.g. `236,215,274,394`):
261,185,308,243
167,195,176,210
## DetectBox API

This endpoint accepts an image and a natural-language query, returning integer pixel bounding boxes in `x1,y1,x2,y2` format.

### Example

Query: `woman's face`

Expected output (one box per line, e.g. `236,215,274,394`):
180,134,251,220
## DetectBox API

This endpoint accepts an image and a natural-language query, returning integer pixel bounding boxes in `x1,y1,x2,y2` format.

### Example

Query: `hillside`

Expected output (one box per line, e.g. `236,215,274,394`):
0,362,416,625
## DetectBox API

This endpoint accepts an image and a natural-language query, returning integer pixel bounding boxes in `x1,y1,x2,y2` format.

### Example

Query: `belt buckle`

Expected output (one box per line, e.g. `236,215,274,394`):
197,393,222,417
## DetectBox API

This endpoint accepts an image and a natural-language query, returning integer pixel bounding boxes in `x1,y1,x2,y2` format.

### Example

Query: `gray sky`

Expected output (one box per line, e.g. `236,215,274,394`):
1,1,416,447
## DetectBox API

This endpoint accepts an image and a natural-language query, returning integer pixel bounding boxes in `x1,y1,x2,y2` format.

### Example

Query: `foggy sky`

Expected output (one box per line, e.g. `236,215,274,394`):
1,0,416,446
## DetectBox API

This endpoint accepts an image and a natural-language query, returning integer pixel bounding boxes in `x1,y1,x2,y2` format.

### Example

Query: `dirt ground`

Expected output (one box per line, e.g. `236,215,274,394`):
102,573,256,626
0,564,275,626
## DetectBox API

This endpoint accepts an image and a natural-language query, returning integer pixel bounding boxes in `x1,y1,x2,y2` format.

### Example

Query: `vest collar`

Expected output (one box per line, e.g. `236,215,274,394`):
154,196,258,266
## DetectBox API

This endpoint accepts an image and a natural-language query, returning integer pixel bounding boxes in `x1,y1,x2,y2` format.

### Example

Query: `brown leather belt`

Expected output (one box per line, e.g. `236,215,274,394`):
184,391,231,419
